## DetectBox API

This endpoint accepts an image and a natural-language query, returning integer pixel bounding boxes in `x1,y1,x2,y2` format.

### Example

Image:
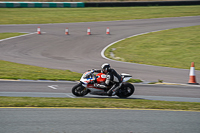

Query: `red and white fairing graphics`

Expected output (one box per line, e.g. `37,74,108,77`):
80,71,107,91
96,73,106,83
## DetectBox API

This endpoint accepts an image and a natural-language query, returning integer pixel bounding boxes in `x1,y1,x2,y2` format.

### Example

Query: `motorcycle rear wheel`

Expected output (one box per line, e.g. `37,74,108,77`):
117,83,135,98
72,83,88,97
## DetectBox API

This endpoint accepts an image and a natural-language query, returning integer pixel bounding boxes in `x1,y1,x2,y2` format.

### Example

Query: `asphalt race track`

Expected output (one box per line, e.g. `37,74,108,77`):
0,80,200,102
1,16,200,83
1,108,200,133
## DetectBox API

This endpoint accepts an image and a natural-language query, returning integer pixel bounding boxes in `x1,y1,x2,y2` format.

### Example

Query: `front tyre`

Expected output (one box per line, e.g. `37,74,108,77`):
117,83,135,98
72,83,88,97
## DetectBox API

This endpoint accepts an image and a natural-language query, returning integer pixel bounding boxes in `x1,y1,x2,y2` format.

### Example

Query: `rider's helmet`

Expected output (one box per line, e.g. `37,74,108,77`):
96,73,107,83
101,63,110,73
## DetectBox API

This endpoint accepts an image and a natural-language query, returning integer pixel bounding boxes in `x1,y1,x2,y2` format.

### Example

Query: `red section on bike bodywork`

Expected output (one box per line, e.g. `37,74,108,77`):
96,73,106,83
87,84,104,90
87,84,94,88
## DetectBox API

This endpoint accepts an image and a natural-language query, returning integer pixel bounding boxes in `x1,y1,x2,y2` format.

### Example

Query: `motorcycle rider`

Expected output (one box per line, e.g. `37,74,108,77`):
92,63,122,96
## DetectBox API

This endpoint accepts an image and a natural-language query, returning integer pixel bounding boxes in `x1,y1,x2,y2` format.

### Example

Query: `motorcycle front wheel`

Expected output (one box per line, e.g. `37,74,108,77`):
117,82,135,98
72,83,89,97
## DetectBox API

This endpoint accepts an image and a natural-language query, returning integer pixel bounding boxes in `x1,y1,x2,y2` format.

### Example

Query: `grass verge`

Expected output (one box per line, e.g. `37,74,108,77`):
0,60,82,81
0,97,200,111
0,59,141,82
0,6,200,24
0,32,27,40
105,25,200,70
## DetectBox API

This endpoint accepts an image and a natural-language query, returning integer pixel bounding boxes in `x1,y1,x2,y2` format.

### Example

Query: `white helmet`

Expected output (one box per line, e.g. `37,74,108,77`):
101,63,110,72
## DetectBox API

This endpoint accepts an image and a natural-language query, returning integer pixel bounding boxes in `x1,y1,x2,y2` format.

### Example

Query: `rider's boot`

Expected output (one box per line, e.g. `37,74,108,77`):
107,84,117,96
107,83,122,96
108,90,115,96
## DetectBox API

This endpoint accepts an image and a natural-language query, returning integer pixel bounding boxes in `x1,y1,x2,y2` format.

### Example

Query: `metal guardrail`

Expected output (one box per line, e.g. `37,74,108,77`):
85,1,200,7
0,2,85,8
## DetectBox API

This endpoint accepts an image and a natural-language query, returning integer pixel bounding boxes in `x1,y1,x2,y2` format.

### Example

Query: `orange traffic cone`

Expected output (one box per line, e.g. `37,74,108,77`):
87,27,91,35
188,62,199,85
65,28,69,35
106,27,110,35
37,27,41,35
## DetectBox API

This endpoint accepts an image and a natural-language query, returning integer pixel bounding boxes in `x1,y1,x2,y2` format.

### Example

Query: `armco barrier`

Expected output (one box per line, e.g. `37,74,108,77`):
0,2,84,8
85,1,200,7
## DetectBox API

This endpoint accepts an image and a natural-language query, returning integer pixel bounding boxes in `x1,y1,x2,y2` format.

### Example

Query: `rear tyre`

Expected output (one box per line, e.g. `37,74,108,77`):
117,83,135,98
72,83,88,97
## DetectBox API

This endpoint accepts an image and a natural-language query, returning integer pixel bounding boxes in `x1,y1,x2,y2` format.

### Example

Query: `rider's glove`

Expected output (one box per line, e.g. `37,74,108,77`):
90,69,95,73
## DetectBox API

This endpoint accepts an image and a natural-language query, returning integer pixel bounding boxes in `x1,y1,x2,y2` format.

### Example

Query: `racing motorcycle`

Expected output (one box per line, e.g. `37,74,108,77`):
72,70,135,98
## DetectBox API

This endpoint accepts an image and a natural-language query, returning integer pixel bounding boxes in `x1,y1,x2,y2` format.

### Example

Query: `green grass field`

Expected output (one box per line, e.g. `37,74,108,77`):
0,6,200,24
0,32,27,39
105,25,200,70
0,97,200,111
0,60,82,81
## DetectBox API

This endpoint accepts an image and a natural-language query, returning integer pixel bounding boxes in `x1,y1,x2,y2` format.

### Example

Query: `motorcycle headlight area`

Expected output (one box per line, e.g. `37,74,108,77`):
83,73,95,80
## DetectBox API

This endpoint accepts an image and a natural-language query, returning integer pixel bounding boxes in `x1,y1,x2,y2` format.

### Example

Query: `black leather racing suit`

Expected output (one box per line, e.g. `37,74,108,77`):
94,69,122,96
